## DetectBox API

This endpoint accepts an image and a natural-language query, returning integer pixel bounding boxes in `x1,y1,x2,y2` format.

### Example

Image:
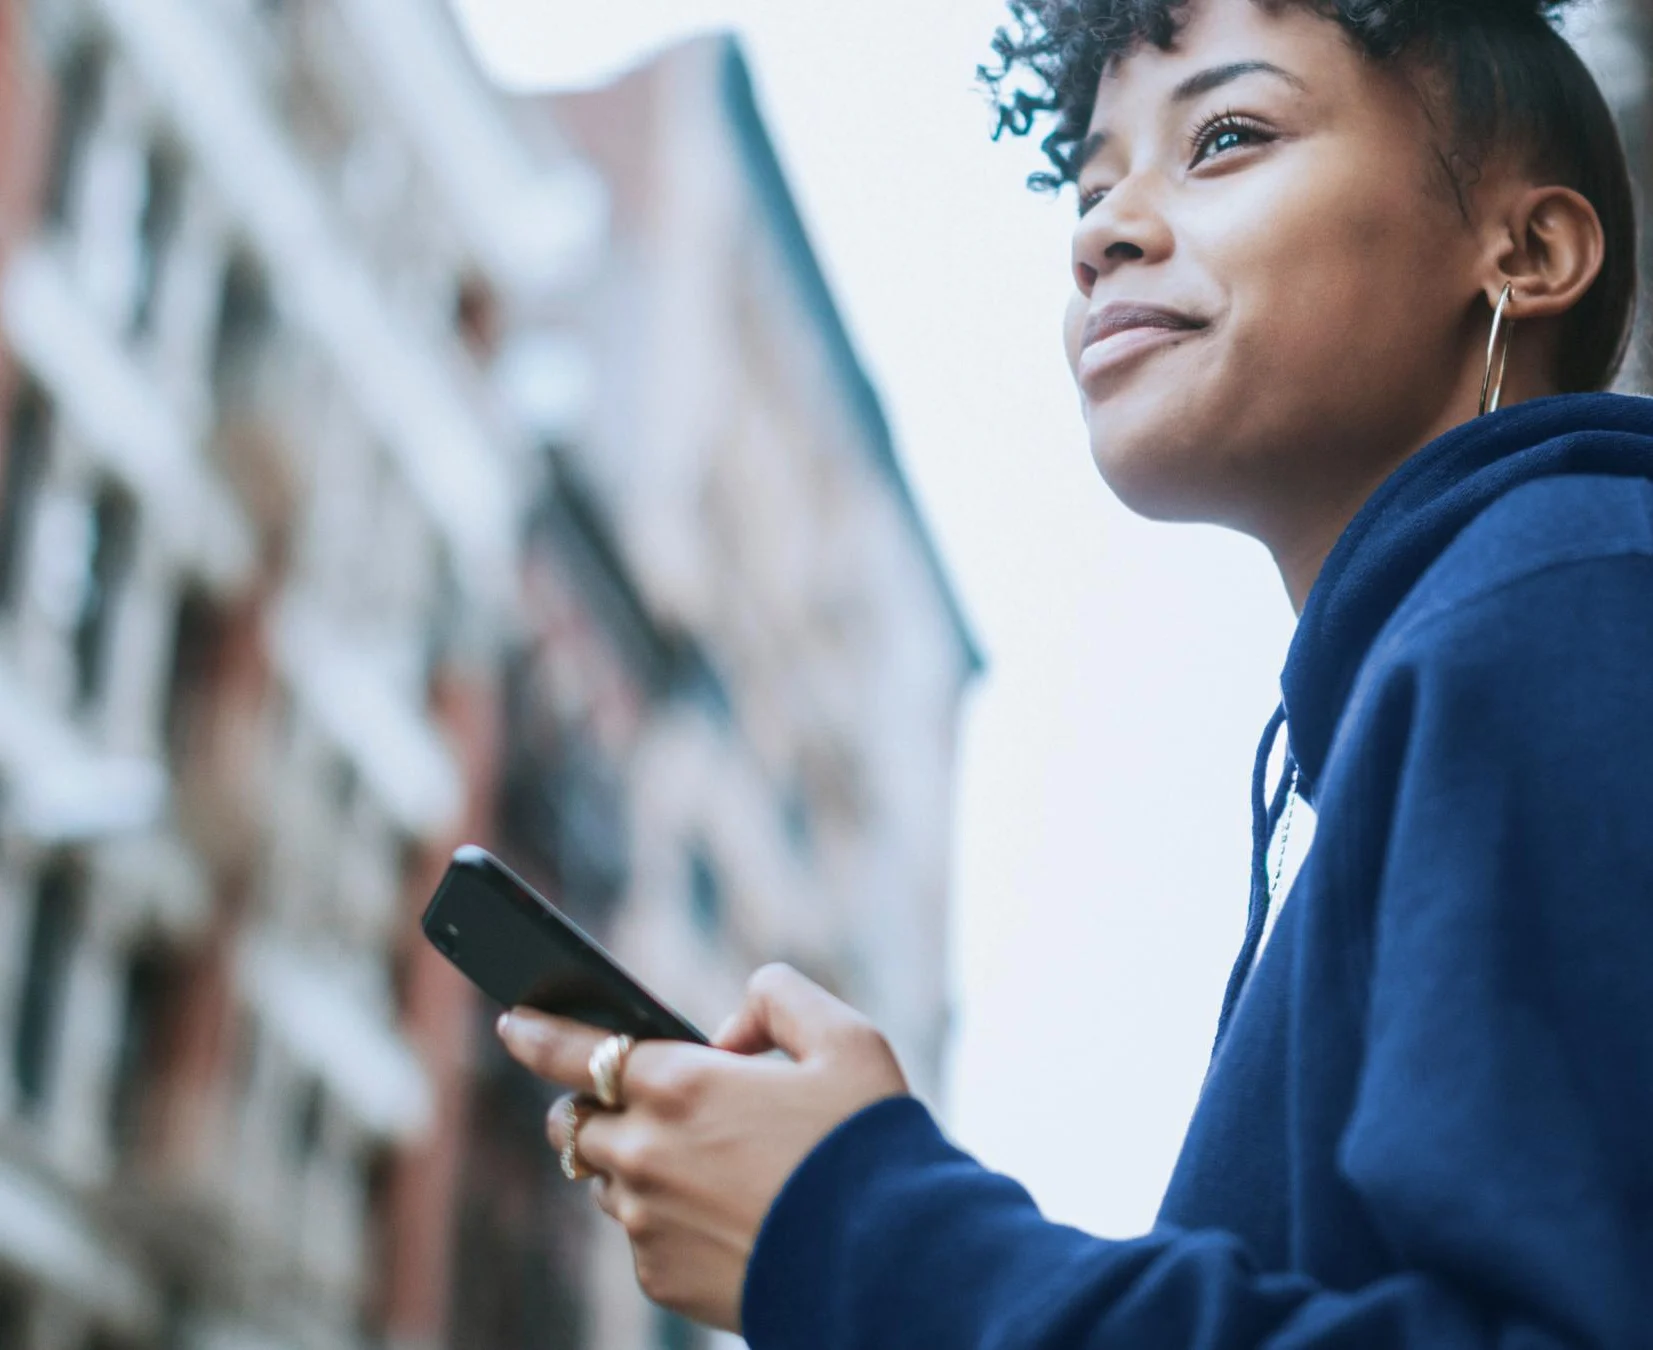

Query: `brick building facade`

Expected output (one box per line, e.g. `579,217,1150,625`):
0,1,600,1346
0,5,976,1350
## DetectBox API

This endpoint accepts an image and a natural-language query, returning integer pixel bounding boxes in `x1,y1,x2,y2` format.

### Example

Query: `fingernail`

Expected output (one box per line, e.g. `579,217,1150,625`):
497,1011,512,1038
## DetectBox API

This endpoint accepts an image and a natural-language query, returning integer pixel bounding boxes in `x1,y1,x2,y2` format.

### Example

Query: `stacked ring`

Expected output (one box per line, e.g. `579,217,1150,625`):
552,1097,592,1182
589,1034,635,1110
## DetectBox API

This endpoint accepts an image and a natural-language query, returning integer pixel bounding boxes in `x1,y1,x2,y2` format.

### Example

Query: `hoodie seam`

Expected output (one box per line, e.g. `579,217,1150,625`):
1320,545,1653,850
1373,545,1653,668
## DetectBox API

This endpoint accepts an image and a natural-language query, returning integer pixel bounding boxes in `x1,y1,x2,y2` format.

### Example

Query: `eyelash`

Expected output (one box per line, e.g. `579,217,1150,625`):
1075,110,1275,217
1187,107,1273,165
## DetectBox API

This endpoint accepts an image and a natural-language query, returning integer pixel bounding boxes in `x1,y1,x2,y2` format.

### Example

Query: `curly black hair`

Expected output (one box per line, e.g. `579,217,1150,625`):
981,0,1637,392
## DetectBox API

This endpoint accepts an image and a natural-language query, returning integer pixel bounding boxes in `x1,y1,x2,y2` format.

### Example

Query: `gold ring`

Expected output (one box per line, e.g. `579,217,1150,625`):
588,1034,635,1110
553,1098,593,1182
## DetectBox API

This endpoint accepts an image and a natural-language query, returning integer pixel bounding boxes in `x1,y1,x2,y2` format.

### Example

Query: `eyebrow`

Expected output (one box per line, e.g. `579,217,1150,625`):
1074,60,1308,172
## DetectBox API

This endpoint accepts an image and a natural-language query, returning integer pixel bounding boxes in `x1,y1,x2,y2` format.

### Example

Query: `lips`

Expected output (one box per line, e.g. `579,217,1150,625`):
1081,301,1207,351
1077,301,1208,390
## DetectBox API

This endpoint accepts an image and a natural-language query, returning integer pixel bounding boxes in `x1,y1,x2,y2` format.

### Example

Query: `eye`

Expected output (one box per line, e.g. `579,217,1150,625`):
1076,185,1109,219
1189,111,1273,168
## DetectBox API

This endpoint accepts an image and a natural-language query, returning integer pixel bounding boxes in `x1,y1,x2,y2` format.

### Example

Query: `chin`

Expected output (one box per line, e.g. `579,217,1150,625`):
1086,410,1226,525
1076,345,1252,523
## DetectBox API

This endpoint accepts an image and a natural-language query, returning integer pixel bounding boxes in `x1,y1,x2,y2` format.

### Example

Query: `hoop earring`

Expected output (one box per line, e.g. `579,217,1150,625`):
1479,282,1514,416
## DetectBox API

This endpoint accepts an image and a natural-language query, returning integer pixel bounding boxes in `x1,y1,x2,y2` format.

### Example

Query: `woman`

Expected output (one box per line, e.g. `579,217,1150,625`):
500,0,1653,1341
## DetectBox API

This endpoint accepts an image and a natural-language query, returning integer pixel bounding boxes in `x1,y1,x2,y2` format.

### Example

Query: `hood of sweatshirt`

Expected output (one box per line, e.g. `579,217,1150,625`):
1214,392,1653,1052
1284,392,1653,797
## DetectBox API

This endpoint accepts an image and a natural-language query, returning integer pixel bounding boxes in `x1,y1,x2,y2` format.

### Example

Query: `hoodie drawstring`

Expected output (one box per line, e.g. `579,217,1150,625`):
1212,702,1298,1057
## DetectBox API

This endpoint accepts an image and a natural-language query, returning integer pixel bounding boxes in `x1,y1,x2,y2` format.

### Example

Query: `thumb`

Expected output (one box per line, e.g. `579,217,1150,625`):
714,963,855,1061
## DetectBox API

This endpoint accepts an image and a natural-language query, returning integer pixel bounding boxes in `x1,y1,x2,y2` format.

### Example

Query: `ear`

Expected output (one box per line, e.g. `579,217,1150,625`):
1487,185,1605,319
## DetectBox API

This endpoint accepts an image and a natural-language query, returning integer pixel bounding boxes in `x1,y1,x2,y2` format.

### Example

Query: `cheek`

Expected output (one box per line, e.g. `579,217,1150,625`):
1081,161,1474,520
1198,160,1466,393
1063,292,1087,372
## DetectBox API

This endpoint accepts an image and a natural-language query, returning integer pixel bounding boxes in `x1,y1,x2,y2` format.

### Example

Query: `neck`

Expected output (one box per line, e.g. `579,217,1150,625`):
1276,515,1354,615
1267,357,1561,613
1271,452,1410,613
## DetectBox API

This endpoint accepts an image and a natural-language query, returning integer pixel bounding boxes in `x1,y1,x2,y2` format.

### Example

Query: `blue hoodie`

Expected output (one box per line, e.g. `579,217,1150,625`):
741,393,1653,1348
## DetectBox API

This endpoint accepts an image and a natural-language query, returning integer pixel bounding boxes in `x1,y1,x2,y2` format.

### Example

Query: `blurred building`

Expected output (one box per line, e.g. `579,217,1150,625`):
1561,0,1651,387
0,0,602,1347
0,5,976,1350
449,35,984,1350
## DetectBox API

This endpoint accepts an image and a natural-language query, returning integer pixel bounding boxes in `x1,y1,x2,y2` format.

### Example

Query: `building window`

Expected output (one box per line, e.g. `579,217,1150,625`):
129,142,185,338
108,943,175,1157
72,482,138,709
162,588,225,767
782,781,814,855
0,1274,28,1348
210,252,274,408
359,1145,396,1338
0,382,53,612
229,1008,261,1106
331,756,359,818
44,40,104,228
454,273,501,363
290,1077,326,1164
687,845,722,938
13,856,83,1114
423,547,462,696
497,668,631,925
670,640,734,729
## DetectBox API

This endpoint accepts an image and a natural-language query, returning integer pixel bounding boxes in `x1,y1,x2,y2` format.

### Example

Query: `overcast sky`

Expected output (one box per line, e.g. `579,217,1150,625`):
451,0,1300,1236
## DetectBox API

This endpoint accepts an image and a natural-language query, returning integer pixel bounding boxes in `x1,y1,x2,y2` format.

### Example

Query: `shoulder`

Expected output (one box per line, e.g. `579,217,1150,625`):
1327,477,1653,805
1383,474,1653,656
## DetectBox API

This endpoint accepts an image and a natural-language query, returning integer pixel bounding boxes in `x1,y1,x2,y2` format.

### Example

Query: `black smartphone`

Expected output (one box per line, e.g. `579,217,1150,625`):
422,845,708,1044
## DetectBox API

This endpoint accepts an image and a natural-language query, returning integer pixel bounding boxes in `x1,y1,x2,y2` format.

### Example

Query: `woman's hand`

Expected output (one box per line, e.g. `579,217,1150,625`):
497,963,909,1332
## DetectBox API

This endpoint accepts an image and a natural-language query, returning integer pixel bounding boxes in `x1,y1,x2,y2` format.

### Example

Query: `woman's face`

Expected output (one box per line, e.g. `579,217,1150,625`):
1064,0,1490,533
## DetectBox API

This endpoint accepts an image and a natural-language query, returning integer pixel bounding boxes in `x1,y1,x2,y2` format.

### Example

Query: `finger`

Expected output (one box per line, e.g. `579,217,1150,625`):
497,1009,607,1090
714,1007,775,1055
591,1176,649,1244
573,1108,660,1187
546,1094,607,1182
715,963,857,1060
611,1038,730,1115
571,1107,624,1179
545,1093,601,1152
591,1174,620,1223
712,1010,744,1048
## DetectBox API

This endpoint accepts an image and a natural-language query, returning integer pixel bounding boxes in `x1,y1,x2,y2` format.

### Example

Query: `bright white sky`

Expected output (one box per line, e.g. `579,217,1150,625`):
451,0,1299,1237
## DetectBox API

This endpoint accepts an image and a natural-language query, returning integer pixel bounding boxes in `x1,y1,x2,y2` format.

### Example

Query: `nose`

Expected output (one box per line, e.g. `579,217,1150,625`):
1071,173,1173,296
